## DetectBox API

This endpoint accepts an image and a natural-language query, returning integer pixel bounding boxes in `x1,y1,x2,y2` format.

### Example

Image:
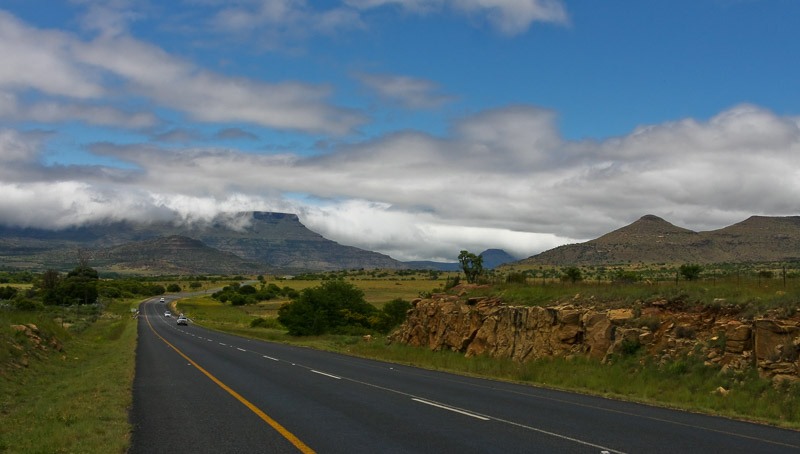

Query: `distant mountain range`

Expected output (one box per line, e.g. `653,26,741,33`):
520,214,800,266
0,212,404,274
4,211,790,274
405,249,519,271
0,211,518,274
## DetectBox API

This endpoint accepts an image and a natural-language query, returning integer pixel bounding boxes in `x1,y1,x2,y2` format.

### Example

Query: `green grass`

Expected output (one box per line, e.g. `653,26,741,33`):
0,300,138,454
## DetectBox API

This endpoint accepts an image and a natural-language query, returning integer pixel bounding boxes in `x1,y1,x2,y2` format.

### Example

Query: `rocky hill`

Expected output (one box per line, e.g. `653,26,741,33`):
520,214,800,266
0,212,406,274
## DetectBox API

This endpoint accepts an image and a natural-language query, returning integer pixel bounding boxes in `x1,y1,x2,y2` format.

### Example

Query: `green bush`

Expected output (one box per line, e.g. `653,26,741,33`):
278,279,375,336
619,338,642,355
373,299,412,333
14,299,42,311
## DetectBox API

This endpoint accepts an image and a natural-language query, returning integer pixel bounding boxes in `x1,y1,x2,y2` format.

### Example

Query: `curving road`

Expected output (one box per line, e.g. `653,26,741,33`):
129,298,800,453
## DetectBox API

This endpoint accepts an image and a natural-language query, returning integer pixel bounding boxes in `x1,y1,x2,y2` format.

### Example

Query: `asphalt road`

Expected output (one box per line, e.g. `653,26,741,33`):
129,298,800,453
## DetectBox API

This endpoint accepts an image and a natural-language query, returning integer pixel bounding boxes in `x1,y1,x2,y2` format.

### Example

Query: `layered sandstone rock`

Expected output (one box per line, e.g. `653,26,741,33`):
389,291,800,382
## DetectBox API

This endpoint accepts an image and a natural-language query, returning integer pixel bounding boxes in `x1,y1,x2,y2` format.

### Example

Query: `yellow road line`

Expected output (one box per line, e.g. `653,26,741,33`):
145,312,315,453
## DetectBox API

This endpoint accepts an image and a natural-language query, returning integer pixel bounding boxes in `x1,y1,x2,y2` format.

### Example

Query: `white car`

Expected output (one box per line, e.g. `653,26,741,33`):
164,311,171,318
160,297,166,303
176,316,188,326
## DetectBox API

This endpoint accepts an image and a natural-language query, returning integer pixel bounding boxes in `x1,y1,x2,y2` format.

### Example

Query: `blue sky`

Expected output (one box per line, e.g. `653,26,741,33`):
1,0,799,262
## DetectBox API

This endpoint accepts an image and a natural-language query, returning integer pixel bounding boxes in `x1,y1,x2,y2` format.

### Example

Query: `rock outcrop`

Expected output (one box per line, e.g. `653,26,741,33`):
389,291,800,382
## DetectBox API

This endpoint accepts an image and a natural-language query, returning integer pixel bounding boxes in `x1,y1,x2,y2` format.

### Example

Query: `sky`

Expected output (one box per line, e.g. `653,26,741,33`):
1,0,799,263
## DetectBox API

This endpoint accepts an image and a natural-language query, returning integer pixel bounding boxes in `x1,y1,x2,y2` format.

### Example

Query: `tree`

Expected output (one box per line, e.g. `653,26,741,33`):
373,298,412,333
60,264,100,304
458,250,484,284
278,279,375,336
40,269,63,305
561,266,583,284
679,264,703,281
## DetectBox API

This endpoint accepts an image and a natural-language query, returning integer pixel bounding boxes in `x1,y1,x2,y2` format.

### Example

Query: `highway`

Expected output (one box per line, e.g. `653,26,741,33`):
129,298,800,453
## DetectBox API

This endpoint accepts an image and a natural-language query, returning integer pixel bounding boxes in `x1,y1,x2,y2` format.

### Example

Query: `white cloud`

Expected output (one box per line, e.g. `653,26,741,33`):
0,91,157,128
355,72,455,109
345,0,568,34
3,104,799,261
0,129,46,164
212,0,364,37
0,12,104,98
450,0,568,34
72,0,144,37
0,12,365,135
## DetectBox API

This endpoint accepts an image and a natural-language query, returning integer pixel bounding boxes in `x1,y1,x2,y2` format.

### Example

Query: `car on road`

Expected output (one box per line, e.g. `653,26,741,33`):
160,297,165,303
164,311,171,317
176,316,188,326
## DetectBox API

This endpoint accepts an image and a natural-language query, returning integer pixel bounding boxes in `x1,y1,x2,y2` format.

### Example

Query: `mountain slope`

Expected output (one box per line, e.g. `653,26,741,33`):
521,214,800,266
0,212,406,273
91,235,262,274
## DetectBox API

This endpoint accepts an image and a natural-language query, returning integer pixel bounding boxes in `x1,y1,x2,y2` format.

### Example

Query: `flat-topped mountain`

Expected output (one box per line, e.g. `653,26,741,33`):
520,214,800,266
0,212,405,273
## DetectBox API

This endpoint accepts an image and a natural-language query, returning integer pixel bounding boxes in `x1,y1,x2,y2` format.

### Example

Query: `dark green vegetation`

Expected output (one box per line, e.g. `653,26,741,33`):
2,267,170,311
211,281,299,306
277,280,411,335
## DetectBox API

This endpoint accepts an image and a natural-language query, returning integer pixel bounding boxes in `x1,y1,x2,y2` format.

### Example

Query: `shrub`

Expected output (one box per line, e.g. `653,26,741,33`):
250,317,282,329
374,298,412,333
561,266,583,283
444,275,460,290
278,279,375,336
619,338,642,356
675,325,696,339
679,264,703,281
14,299,42,311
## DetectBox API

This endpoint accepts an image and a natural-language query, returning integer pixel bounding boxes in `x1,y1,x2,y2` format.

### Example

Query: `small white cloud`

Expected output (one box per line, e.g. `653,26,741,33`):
355,72,455,109
345,0,568,34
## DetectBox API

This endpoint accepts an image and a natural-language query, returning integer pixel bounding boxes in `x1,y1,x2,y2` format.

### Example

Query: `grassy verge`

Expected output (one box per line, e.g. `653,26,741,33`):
0,300,138,454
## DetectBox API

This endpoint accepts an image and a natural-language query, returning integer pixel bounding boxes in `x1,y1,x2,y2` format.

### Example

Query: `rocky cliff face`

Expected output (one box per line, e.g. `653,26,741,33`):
389,288,800,383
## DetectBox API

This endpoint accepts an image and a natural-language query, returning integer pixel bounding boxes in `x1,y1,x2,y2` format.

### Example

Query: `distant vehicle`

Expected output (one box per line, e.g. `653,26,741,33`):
164,311,171,318
160,297,165,303
176,316,188,326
